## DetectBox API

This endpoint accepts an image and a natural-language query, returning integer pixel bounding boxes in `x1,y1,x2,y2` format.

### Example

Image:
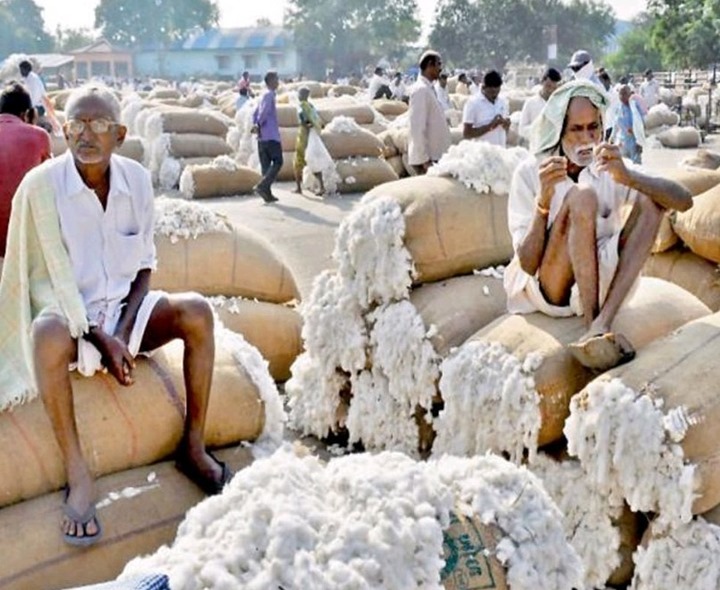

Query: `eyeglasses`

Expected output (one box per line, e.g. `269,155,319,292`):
65,118,116,135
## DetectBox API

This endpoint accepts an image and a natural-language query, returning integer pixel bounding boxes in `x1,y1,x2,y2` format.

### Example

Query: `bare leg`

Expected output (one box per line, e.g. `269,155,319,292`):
139,293,224,487
33,315,99,540
293,166,303,193
314,172,325,195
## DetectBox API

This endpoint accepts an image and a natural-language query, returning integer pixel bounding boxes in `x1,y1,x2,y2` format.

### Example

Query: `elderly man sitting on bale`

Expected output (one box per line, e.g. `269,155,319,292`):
504,79,692,371
0,85,232,547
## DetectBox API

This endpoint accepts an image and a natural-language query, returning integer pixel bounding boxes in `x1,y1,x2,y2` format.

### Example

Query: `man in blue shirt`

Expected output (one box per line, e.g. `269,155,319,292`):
611,85,645,164
251,71,282,203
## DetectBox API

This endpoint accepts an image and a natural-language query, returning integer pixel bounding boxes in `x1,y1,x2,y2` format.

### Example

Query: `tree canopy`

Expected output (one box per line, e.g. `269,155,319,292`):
95,0,219,47
285,0,421,79
603,14,663,76
0,0,53,58
429,0,615,71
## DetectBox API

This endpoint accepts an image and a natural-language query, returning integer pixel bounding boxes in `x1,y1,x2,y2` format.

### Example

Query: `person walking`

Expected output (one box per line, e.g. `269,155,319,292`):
251,71,282,203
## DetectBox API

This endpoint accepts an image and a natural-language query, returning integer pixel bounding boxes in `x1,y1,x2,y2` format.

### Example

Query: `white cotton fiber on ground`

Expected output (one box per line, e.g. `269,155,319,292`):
529,454,624,590
565,378,696,528
632,519,720,590
120,448,583,590
433,341,542,463
154,197,233,242
333,195,413,308
427,141,530,194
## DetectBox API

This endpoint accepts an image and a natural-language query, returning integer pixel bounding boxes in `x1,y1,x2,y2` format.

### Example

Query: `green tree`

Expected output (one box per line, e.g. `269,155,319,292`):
0,0,54,58
95,0,219,47
604,14,664,76
285,0,421,79
54,26,96,52
429,0,614,71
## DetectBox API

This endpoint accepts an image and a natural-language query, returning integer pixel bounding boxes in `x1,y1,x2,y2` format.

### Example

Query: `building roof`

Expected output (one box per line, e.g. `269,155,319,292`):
31,53,74,69
170,27,292,51
70,38,131,55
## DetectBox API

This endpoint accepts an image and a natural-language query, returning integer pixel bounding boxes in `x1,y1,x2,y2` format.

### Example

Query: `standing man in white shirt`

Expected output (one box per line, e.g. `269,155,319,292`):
518,67,561,142
19,60,48,118
408,50,451,174
462,70,510,146
434,72,452,112
12,85,232,546
639,69,661,109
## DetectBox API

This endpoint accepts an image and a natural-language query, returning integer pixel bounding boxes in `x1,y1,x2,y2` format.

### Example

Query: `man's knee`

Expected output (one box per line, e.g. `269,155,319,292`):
174,295,214,338
566,185,599,222
32,315,74,364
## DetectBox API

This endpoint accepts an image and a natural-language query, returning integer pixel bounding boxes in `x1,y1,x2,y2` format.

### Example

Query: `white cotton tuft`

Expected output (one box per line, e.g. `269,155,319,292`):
433,341,542,463
211,155,238,171
332,195,414,308
161,157,184,191
632,519,720,590
324,115,364,134
226,125,241,152
120,96,145,134
144,111,165,141
564,378,696,528
154,197,233,242
428,141,530,194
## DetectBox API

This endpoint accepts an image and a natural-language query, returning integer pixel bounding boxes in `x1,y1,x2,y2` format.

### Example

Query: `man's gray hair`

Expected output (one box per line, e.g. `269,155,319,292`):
65,84,122,122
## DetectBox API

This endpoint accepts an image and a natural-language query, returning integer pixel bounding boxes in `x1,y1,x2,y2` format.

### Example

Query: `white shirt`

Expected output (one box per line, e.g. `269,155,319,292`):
434,82,452,111
463,93,509,147
48,152,156,328
408,76,451,166
469,81,480,95
518,93,547,140
368,74,388,98
391,80,406,100
504,154,639,315
23,71,46,108
640,79,660,108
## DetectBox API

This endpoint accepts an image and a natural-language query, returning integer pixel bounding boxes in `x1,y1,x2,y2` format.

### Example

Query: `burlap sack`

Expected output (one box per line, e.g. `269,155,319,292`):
279,126,301,152
681,148,720,170
321,127,384,159
278,151,296,181
377,130,399,158
459,278,710,447
116,136,145,163
163,133,233,158
179,164,262,199
365,176,513,284
148,109,230,137
386,154,407,178
657,127,701,149
372,99,408,117
660,167,720,196
593,310,720,514
152,226,299,302
213,299,303,382
644,107,680,129
0,340,265,509
672,184,720,263
336,157,398,193
148,88,181,100
50,89,72,111
0,446,254,590
331,85,359,97
277,104,300,128
410,274,508,356
318,104,375,125
643,248,720,311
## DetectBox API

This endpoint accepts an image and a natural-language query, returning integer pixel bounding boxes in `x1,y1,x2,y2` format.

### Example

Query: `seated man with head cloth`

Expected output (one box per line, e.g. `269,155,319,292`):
504,79,692,370
0,85,232,547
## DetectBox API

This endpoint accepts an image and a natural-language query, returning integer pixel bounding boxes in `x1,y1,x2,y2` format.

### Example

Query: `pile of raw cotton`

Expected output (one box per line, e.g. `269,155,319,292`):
643,167,720,311
119,448,584,590
286,141,526,455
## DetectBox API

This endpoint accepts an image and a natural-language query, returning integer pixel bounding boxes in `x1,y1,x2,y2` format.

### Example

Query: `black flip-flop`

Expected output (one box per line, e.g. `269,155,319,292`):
175,452,234,496
62,488,103,547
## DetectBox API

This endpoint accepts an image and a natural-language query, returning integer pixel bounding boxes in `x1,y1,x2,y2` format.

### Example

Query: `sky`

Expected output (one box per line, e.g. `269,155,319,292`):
36,0,648,34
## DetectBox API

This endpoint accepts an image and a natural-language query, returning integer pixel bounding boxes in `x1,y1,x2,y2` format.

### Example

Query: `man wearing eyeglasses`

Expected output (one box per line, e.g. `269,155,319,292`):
0,85,231,547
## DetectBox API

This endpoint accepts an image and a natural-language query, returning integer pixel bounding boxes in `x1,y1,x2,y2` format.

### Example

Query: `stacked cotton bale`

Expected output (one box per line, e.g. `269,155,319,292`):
681,148,720,170
120,449,584,590
644,103,680,136
644,168,720,310
152,198,303,380
643,103,701,148
179,155,261,199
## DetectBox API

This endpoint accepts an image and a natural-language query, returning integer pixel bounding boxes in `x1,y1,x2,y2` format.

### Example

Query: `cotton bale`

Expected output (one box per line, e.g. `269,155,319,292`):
0,337,267,510
377,129,399,158
145,109,230,138
152,224,299,303
158,156,214,191
321,126,384,159
372,99,408,117
657,126,701,149
115,136,146,163
386,126,409,154
361,120,389,134
211,298,303,382
179,161,261,199
672,184,720,263
681,148,720,170
49,89,72,111
317,103,375,126
279,126,300,151
660,167,720,196
644,104,680,129
566,310,720,519
277,104,301,128
330,84,358,97
364,176,513,283
335,157,398,193
148,88,181,100
278,151,296,181
386,154,407,178
158,133,233,159
432,278,711,460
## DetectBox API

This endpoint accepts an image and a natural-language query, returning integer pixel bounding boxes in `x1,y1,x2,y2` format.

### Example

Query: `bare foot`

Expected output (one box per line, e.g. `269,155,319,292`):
568,331,636,371
292,187,303,194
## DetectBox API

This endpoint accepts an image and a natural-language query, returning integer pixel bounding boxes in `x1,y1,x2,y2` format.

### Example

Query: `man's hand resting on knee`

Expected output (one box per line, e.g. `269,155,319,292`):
85,326,135,385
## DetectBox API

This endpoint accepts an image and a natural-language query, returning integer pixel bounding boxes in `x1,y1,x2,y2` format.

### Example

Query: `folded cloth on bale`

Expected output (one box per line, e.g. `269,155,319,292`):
63,574,170,590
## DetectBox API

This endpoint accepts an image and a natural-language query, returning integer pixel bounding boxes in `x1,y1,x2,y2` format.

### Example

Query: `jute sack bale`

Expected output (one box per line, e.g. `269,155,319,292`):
410,274,508,356
147,109,230,137
643,248,720,311
335,157,398,193
280,126,300,152
212,299,303,382
365,176,513,283
455,278,710,448
660,167,720,197
377,129,399,158
657,126,701,149
361,121,389,135
49,89,72,111
152,225,299,303
672,184,720,263
321,127,384,159
0,340,264,509
148,87,181,100
277,104,301,128
372,99,408,117
278,151,296,181
116,136,145,163
318,104,375,125
644,105,680,129
681,148,720,170
652,214,680,253
386,154,407,178
387,126,409,154
179,163,262,199
331,84,358,97
162,133,233,158
585,311,720,514
0,447,254,590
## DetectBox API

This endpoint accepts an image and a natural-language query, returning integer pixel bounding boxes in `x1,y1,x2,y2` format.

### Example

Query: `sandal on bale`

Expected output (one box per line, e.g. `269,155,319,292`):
175,452,234,496
62,489,103,548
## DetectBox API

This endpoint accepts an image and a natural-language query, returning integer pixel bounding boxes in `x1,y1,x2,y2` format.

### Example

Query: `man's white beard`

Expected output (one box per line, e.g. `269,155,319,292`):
563,141,595,168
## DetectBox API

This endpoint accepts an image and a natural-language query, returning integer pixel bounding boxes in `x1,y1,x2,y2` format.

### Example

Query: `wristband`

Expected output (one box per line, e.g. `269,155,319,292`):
536,204,550,216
